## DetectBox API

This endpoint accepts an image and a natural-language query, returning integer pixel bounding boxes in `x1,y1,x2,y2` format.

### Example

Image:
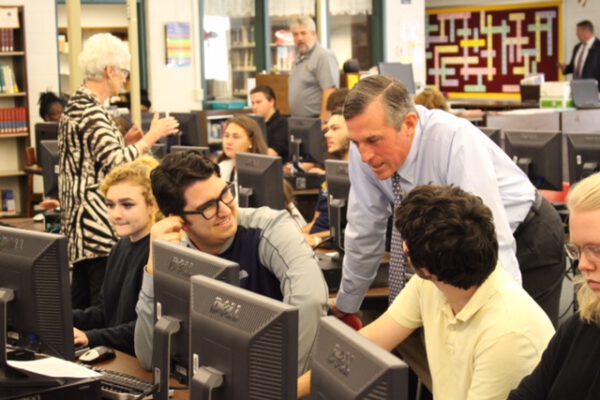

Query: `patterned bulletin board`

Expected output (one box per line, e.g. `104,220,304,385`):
426,2,561,99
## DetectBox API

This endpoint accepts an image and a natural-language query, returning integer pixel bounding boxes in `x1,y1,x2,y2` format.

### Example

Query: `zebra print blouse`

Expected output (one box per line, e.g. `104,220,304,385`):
58,86,141,264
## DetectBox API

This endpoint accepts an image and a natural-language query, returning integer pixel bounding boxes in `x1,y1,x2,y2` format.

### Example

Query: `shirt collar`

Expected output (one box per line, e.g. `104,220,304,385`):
395,106,424,186
450,265,504,323
585,36,596,47
295,42,318,63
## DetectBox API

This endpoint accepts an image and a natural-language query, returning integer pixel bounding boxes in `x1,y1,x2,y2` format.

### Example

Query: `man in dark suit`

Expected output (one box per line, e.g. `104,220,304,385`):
560,20,600,89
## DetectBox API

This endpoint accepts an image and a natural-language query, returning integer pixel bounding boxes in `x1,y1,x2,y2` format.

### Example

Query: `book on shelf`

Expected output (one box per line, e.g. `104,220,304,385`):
0,107,27,134
0,64,18,93
0,28,14,52
1,189,16,214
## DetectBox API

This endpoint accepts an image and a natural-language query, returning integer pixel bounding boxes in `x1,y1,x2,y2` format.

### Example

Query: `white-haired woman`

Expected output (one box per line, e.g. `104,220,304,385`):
58,33,178,309
509,172,600,400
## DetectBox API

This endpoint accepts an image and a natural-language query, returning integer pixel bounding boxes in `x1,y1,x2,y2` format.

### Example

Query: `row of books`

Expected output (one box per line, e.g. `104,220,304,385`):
0,107,27,134
0,189,16,214
0,64,19,93
0,28,14,52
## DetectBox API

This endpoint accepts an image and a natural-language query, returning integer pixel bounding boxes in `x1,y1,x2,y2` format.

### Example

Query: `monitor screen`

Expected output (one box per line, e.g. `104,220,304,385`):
378,62,416,95
39,140,59,199
34,122,59,165
171,112,203,147
480,127,502,148
0,226,74,374
189,274,298,400
236,153,285,210
288,117,325,166
566,132,600,183
504,130,563,191
152,240,239,397
169,145,210,158
151,143,167,160
247,114,267,140
311,316,408,399
325,160,350,254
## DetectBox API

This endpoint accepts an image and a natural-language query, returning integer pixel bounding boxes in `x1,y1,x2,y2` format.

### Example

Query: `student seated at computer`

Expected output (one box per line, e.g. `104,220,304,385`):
509,172,600,400
414,86,484,120
250,85,289,162
304,108,350,245
298,185,555,399
72,156,161,356
134,151,328,374
218,114,306,228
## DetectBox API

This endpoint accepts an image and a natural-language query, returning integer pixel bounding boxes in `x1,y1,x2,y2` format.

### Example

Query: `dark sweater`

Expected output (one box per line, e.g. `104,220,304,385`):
266,110,289,163
508,313,600,400
72,235,150,355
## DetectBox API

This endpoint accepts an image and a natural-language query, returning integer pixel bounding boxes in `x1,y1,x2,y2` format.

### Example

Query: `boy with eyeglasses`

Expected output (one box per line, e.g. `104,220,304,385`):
133,151,328,375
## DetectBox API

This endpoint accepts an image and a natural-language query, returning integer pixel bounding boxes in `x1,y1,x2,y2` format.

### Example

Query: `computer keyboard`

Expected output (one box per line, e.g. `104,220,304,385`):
86,365,170,400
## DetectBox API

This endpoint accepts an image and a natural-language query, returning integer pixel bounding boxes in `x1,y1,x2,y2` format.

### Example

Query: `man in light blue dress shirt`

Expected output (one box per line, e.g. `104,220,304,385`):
333,75,564,327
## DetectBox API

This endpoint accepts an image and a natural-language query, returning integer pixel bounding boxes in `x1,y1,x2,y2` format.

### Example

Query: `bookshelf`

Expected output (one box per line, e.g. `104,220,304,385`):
229,17,256,98
0,6,29,217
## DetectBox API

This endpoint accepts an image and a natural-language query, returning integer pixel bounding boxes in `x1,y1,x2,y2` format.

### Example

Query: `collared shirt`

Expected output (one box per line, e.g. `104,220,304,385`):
337,106,536,313
575,36,597,77
388,266,555,400
289,42,339,117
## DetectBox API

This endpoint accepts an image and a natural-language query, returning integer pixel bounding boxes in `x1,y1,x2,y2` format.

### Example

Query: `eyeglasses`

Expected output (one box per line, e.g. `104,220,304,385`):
564,242,600,263
117,67,130,78
180,183,236,220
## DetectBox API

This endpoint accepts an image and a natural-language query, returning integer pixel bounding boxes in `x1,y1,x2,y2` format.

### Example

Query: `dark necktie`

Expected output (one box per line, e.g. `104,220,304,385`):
389,174,407,304
576,43,587,79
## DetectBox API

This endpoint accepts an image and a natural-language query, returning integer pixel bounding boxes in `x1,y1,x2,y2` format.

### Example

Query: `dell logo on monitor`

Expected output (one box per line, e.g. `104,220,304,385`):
327,343,354,376
168,256,193,276
210,296,241,321
0,235,23,251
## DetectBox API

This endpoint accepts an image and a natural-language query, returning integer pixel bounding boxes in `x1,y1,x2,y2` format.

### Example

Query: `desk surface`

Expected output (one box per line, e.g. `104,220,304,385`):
99,350,190,399
0,217,44,232
450,99,538,111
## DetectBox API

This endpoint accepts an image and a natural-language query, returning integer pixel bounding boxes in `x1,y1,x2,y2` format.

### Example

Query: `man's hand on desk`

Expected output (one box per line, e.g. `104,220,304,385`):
73,327,89,347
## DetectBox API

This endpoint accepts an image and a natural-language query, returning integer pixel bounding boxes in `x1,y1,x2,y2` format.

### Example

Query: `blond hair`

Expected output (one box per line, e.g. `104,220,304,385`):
414,87,450,111
567,172,600,325
100,155,163,223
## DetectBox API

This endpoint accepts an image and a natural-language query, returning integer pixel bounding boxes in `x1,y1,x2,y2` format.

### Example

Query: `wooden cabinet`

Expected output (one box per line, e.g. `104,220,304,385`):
256,73,290,116
0,6,29,217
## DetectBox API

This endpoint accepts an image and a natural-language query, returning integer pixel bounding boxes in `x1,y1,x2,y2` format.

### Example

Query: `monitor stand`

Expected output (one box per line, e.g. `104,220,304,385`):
0,288,61,388
190,365,223,400
153,315,181,400
237,187,253,208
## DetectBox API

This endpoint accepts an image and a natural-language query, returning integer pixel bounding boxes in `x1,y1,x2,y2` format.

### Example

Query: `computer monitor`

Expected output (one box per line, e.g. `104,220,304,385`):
378,62,416,95
38,140,59,199
310,317,408,399
34,122,59,164
325,160,350,254
189,274,298,400
480,127,502,148
152,240,239,400
0,227,74,386
288,117,325,166
566,132,600,183
504,130,563,191
172,112,203,147
169,145,210,158
247,114,267,140
236,153,285,210
152,143,167,160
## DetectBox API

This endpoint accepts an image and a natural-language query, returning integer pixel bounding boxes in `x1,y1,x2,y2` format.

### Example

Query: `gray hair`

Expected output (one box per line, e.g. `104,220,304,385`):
79,33,131,81
290,16,316,32
343,75,416,130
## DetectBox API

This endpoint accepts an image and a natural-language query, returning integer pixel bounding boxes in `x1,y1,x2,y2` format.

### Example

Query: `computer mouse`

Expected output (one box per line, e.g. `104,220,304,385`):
78,345,116,364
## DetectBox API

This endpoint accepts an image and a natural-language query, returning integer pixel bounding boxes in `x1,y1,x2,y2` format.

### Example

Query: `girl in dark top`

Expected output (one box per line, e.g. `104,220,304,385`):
509,172,600,400
72,156,162,355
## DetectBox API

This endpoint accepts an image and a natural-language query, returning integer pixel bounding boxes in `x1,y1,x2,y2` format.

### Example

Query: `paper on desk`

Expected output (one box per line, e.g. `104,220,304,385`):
8,357,102,379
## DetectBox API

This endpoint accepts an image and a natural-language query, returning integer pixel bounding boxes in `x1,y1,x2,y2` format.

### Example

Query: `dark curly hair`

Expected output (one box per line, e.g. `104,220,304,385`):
151,151,220,216
395,185,498,289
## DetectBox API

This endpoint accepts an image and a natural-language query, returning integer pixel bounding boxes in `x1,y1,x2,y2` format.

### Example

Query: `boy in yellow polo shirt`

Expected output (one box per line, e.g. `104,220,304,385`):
299,185,555,399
